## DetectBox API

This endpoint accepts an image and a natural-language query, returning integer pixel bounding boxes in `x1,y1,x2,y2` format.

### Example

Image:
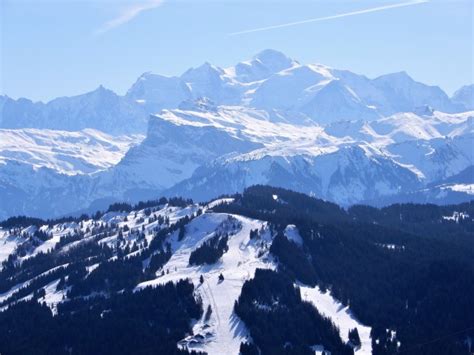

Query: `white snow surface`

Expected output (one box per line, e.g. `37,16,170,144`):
0,229,25,266
1,103,472,219
299,284,372,355
0,128,143,175
38,279,68,315
206,198,235,210
284,224,303,246
137,213,275,355
152,106,473,176
0,263,69,304
443,184,474,195
442,211,470,223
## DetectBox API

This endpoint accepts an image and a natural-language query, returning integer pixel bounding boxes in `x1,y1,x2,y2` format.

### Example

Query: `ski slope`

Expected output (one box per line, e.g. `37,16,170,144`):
300,284,372,355
137,213,275,355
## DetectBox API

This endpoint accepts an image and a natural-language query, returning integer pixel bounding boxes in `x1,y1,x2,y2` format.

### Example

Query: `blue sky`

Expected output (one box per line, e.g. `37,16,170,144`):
1,0,472,101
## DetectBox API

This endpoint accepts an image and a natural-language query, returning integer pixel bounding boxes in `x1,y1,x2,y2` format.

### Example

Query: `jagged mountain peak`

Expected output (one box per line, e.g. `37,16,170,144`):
87,84,117,98
230,49,298,83
95,84,107,91
453,83,474,97
181,61,225,80
3,50,468,135
413,105,435,116
452,84,474,110
134,71,177,82
178,97,218,112
252,49,296,70
49,85,118,104
137,71,153,80
375,70,413,83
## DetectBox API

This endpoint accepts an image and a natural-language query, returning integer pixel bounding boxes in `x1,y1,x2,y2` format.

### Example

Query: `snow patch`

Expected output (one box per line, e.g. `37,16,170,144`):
206,198,235,210
442,211,470,223
299,284,372,355
442,184,474,195
284,224,303,246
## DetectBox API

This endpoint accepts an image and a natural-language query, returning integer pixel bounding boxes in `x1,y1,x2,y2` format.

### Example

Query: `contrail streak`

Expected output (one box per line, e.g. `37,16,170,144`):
229,0,429,36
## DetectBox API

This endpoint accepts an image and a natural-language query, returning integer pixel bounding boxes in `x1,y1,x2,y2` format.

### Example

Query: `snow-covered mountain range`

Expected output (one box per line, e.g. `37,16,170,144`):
0,50,472,219
0,128,143,175
1,49,471,133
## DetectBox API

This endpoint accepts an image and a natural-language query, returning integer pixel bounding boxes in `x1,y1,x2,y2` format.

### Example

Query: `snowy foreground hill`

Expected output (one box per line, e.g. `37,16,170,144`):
0,186,473,354
0,50,473,219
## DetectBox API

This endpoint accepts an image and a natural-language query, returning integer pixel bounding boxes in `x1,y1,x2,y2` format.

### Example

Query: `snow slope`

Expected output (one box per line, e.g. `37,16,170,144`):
0,128,143,175
0,229,23,266
161,109,472,205
300,284,372,355
1,106,472,218
135,209,372,354
137,213,275,355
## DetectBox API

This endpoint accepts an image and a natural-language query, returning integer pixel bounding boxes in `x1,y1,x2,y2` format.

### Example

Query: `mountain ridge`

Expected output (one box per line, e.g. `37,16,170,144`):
0,50,472,219
1,104,472,219
1,50,472,134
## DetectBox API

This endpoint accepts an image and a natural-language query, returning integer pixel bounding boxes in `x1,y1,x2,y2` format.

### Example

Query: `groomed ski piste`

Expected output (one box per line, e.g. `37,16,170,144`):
299,284,372,355
0,199,372,354
137,212,276,354
135,200,372,355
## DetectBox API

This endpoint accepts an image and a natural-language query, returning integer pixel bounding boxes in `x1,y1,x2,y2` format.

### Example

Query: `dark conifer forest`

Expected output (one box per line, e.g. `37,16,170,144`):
215,186,474,354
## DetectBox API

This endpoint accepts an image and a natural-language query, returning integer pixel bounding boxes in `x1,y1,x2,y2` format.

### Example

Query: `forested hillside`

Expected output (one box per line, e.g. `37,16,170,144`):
0,187,472,354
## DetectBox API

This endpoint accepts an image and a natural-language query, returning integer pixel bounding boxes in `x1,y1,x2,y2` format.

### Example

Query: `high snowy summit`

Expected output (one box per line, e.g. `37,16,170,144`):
0,50,472,219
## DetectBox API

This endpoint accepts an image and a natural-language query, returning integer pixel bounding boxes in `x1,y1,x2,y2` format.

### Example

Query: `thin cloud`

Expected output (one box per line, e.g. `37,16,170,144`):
96,0,165,34
229,0,429,36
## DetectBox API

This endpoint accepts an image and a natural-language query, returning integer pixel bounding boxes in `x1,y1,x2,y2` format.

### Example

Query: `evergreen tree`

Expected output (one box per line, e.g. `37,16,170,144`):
189,235,229,266
178,226,186,241
240,342,259,355
349,328,361,348
204,305,212,322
